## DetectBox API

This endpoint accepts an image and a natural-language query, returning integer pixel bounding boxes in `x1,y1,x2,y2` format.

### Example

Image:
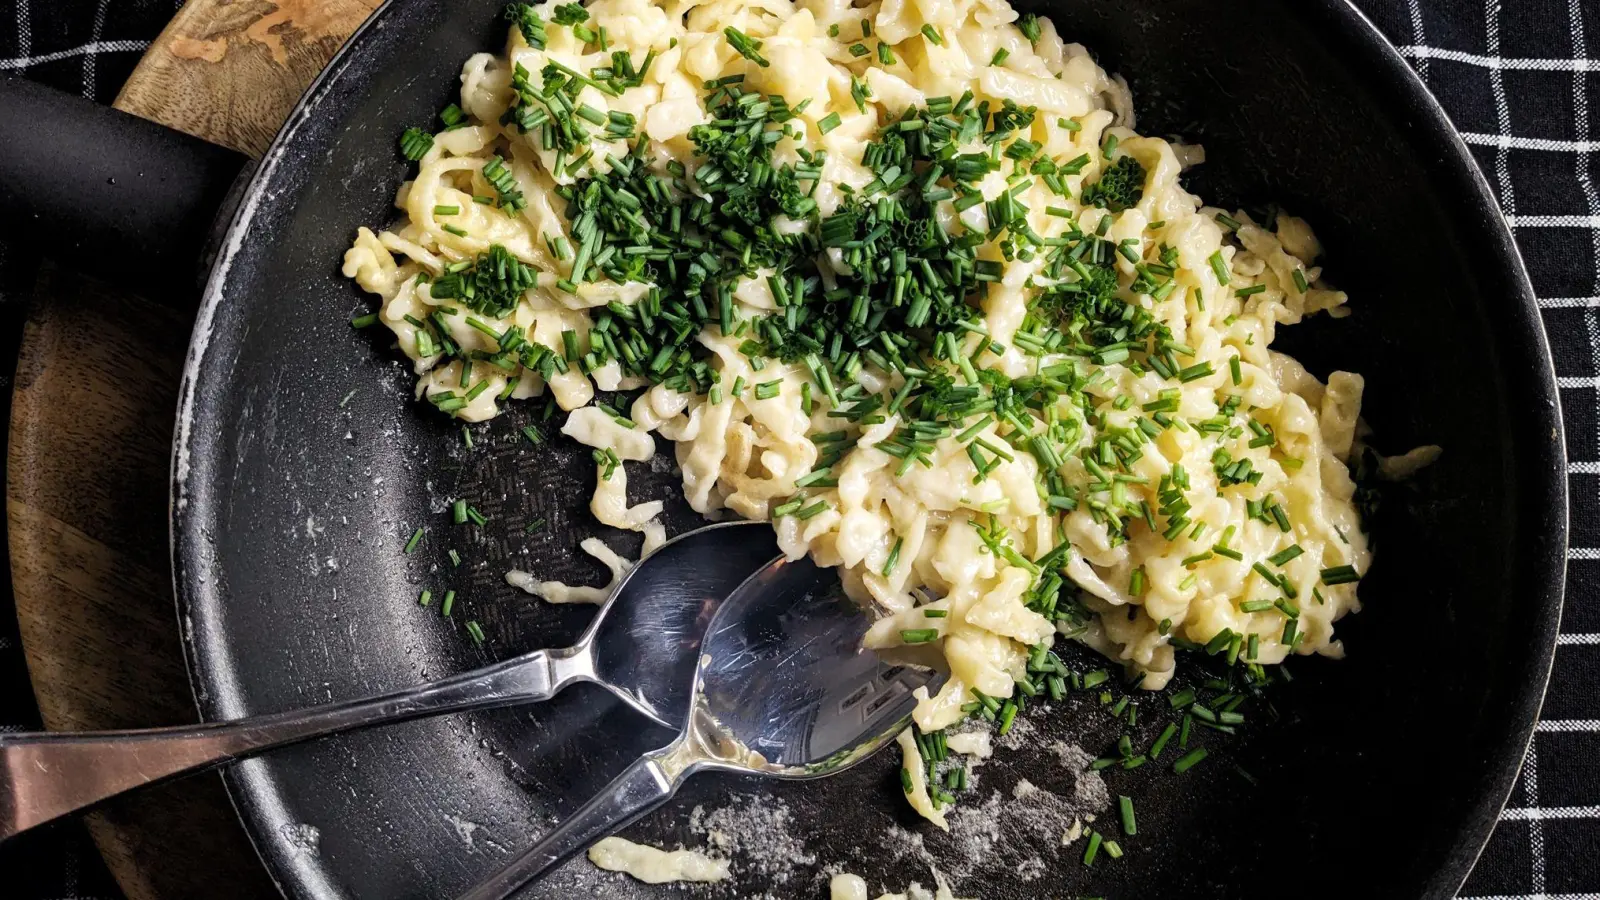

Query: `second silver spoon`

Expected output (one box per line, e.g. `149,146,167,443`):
456,551,945,900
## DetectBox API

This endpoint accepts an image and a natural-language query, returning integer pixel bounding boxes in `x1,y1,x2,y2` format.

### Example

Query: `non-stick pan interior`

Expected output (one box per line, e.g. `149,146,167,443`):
173,1,1565,897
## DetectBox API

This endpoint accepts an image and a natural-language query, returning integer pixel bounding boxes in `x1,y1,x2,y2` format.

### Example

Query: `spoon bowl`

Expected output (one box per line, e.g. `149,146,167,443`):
691,553,935,775
457,552,944,900
580,520,782,726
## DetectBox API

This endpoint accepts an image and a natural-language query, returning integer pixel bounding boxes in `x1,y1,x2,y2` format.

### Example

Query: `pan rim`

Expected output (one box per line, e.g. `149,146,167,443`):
166,1,1569,897
1311,3,1568,896
167,2,407,897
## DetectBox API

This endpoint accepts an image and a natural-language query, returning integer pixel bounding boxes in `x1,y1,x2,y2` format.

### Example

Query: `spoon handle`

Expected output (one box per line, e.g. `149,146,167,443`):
455,752,680,900
0,645,590,841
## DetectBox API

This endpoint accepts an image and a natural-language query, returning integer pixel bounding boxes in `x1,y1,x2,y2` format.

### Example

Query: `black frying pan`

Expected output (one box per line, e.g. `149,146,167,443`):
0,1,1567,898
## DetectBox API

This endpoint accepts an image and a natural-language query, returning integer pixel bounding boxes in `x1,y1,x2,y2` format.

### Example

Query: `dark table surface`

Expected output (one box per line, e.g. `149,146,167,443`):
0,0,1595,898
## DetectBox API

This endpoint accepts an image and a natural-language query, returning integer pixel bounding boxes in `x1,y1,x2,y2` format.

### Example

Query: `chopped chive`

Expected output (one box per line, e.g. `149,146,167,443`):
1017,13,1041,42
404,527,424,553
795,500,830,520
724,26,770,66
1321,565,1360,585
1208,250,1230,285
998,700,1018,734
900,628,939,644
1268,544,1304,566
1149,722,1177,759
399,127,433,161
1083,830,1103,866
883,537,903,576
1173,747,1208,773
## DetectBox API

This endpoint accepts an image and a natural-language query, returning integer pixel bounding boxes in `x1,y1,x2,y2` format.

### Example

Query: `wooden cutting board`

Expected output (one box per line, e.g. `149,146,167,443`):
6,2,379,898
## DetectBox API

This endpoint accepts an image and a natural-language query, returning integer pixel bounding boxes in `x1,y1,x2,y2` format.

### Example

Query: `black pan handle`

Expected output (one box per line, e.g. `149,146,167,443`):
0,76,250,304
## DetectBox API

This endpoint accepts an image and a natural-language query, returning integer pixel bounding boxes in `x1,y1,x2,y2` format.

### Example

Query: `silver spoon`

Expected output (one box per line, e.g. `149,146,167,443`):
0,520,778,841
456,552,945,900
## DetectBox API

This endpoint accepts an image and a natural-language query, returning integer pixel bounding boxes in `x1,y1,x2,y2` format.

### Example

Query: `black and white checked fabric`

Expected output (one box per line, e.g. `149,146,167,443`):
0,1,1595,898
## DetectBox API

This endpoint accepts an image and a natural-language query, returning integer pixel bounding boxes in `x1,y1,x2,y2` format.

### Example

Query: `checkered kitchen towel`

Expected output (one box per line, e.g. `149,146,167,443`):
0,1,1594,897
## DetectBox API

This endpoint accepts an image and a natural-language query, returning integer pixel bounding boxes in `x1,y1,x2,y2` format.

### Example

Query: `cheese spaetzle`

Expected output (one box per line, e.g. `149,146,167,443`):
344,0,1375,817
